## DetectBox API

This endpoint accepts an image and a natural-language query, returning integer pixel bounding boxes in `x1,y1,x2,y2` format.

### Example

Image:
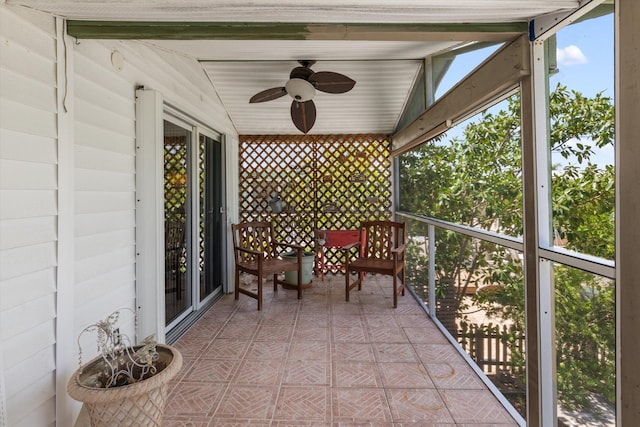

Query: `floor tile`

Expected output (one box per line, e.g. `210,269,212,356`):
208,420,271,426
244,340,290,360
165,275,518,426
288,340,330,361
185,358,240,383
378,362,435,388
172,334,210,358
162,415,212,426
217,323,258,340
332,388,392,423
332,342,375,362
363,314,398,328
439,389,516,424
294,325,330,341
424,362,486,390
403,326,449,344
412,344,466,365
367,326,409,343
385,388,454,423
334,361,383,387
394,315,435,328
372,343,418,363
214,385,278,419
255,324,294,342
165,382,227,417
232,359,284,385
333,423,393,427
333,325,368,343
273,386,331,422
201,339,248,359
283,360,331,386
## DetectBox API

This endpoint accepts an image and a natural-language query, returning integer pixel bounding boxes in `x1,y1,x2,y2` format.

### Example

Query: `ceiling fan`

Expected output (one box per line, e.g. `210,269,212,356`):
249,60,356,133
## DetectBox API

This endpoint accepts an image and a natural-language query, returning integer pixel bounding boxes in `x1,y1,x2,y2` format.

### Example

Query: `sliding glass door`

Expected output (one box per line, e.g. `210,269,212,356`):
163,118,224,330
199,133,224,303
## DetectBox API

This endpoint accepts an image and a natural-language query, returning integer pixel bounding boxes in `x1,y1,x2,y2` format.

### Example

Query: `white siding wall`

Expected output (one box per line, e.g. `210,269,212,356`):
0,5,59,427
1,4,239,426
73,39,139,346
71,37,239,345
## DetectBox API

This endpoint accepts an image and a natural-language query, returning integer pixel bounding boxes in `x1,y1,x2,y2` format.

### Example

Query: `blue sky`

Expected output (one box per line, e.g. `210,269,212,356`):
552,13,614,100
433,11,614,168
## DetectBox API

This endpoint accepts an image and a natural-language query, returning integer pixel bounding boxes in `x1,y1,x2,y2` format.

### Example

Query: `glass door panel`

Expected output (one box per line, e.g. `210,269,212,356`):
164,120,192,324
199,134,224,302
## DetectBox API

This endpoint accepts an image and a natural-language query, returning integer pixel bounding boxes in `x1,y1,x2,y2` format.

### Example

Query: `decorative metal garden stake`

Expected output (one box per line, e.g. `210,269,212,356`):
76,309,159,388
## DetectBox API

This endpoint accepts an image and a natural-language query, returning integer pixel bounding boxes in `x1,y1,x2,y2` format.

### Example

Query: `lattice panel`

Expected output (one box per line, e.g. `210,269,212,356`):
239,134,391,266
164,136,188,223
198,136,206,272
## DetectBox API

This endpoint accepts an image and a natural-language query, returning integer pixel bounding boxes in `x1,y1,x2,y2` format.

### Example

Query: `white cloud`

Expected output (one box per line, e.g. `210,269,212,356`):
556,45,588,67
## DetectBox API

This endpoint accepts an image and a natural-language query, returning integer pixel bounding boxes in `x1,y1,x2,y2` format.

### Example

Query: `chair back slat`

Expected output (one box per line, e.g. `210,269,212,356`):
232,221,274,262
360,220,405,261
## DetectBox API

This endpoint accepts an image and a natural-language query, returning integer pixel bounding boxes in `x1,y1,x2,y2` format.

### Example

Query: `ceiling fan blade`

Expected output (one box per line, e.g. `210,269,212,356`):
249,87,287,103
309,71,356,94
290,100,316,133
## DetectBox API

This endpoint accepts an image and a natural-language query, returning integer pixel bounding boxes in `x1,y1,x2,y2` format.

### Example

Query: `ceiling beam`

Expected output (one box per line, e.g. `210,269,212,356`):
66,21,527,41
391,34,530,154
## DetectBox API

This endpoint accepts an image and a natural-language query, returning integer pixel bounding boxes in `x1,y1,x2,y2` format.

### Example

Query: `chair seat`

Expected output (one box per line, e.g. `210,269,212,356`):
344,220,406,308
237,258,298,276
232,221,305,310
348,258,403,274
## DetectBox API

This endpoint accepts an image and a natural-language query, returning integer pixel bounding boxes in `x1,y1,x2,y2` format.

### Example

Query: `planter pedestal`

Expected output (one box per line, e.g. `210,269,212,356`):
67,344,182,427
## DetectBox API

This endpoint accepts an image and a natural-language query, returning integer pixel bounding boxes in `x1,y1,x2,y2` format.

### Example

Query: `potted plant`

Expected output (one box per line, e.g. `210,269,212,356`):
67,310,182,427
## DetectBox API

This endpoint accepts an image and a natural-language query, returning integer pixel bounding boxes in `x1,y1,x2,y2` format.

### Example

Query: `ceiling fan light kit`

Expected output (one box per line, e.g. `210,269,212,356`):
285,78,316,102
249,60,356,134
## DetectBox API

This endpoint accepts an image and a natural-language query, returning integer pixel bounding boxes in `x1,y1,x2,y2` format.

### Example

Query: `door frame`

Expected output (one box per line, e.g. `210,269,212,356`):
135,89,226,343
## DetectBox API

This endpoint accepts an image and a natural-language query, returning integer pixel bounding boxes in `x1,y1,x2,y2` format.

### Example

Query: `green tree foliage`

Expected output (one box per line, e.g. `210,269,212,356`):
399,83,615,411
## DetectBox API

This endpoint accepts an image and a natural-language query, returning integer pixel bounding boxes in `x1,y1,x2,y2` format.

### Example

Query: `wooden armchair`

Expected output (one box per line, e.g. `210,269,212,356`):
231,221,303,310
344,220,406,308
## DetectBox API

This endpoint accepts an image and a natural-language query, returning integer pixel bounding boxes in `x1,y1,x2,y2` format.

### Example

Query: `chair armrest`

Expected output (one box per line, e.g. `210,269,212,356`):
236,247,264,258
341,241,361,251
391,244,406,254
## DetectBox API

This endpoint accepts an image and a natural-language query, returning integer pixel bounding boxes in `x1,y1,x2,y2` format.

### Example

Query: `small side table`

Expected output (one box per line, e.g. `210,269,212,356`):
314,229,361,281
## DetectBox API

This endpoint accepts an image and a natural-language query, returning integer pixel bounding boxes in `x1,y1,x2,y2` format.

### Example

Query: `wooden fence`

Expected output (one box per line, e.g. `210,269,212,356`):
457,322,525,376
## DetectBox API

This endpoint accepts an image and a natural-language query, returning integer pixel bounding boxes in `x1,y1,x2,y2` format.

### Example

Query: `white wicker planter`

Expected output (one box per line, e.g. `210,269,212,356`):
67,344,182,427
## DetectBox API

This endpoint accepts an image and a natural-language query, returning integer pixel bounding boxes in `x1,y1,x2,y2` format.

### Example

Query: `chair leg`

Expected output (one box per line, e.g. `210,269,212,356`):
401,268,406,296
358,272,363,290
345,269,350,302
235,268,240,301
257,275,263,311
392,273,398,308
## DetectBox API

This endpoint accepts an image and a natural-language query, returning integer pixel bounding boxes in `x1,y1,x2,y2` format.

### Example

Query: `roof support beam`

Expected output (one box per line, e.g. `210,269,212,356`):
391,34,529,155
529,0,608,41
617,0,640,424
66,20,526,41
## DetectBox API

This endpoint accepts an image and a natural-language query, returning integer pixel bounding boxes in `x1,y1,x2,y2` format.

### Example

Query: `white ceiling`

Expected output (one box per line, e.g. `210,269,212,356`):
202,59,424,135
9,1,578,23
10,0,580,135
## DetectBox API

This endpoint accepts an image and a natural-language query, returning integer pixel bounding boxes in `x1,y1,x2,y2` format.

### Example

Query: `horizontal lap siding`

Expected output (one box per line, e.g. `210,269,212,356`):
2,3,239,423
73,43,138,346
71,38,238,347
0,5,58,427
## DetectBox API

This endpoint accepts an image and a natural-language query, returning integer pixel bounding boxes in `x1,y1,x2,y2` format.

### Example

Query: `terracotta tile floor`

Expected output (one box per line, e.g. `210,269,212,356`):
163,274,519,426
